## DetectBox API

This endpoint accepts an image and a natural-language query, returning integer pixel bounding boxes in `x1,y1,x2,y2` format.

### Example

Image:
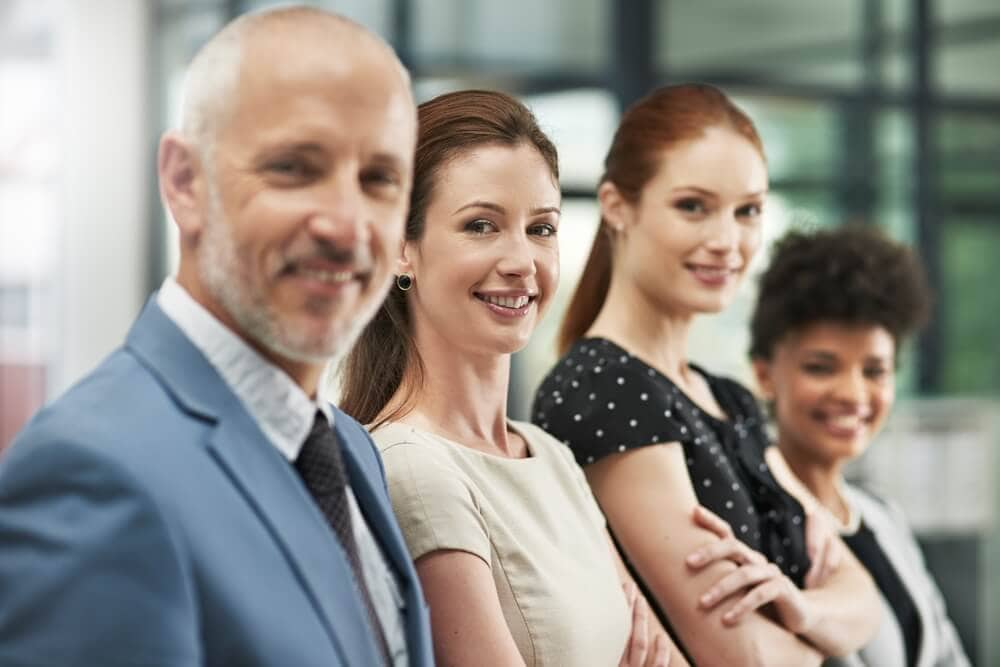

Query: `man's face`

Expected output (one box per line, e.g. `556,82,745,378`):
194,33,415,376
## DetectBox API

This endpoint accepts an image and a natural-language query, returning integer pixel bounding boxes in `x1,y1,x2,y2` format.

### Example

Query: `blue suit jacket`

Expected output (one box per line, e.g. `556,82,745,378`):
0,299,434,667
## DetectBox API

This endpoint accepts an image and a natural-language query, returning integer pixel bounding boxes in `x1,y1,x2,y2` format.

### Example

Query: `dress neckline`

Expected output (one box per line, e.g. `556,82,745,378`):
378,419,538,462
579,336,734,424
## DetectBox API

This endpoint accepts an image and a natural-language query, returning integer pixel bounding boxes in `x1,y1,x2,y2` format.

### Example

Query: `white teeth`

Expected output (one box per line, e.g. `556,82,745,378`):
828,415,864,430
301,268,352,283
482,295,529,308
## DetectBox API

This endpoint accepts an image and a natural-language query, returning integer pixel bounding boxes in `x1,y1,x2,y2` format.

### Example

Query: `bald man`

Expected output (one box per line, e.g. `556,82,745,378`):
0,7,432,666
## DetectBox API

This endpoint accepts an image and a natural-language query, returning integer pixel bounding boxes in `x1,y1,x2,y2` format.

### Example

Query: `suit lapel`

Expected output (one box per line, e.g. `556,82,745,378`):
335,424,411,578
126,299,382,665
335,417,434,666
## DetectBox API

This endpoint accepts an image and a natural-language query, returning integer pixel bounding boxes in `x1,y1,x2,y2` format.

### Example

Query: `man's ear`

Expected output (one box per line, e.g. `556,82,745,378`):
751,357,776,400
597,181,635,233
158,132,207,242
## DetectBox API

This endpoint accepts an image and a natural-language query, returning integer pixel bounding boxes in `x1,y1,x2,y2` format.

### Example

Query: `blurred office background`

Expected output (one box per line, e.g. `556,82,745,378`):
1,0,998,662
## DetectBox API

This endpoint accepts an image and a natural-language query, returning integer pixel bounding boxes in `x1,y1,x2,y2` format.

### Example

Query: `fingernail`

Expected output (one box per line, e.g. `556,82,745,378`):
700,592,714,605
687,552,703,566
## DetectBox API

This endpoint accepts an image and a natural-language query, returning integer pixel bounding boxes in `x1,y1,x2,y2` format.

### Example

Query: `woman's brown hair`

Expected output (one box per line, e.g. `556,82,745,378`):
339,89,558,429
557,83,765,354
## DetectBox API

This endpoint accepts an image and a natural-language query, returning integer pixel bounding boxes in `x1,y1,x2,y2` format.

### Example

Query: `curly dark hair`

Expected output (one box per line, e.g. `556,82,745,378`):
749,225,932,360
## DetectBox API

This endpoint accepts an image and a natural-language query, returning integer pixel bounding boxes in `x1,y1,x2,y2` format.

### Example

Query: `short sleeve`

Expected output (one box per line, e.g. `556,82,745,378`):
379,442,492,565
524,422,609,531
532,350,687,467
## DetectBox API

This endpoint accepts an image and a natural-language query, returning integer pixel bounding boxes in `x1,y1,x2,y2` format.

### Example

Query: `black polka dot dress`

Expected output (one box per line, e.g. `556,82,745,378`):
532,337,811,587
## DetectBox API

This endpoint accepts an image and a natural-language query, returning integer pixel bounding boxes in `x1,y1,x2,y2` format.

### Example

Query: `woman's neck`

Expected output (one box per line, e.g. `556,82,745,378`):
391,324,523,458
586,271,693,383
776,442,850,526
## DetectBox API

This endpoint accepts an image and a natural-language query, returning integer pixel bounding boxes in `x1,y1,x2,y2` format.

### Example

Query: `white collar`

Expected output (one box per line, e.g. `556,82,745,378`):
833,479,863,534
156,276,332,461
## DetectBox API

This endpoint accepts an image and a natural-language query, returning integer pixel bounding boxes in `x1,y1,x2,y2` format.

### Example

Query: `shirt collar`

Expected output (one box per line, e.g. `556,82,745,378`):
156,276,332,461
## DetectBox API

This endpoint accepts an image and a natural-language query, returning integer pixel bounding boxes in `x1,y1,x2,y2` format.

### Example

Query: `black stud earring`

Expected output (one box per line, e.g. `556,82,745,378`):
396,273,413,291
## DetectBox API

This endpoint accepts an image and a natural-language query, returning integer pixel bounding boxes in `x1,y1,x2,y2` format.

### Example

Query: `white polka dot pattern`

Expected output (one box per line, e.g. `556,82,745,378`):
531,337,814,588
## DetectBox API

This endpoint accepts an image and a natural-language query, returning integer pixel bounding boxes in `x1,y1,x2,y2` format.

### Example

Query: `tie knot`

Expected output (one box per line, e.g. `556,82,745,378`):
295,411,347,496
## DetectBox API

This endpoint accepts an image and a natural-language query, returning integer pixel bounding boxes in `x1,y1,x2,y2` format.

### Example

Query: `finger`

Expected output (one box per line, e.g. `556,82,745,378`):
623,579,637,604
699,563,781,610
619,585,638,667
806,514,817,560
804,533,830,589
646,633,669,667
687,538,766,569
691,505,733,539
629,593,649,666
721,577,785,626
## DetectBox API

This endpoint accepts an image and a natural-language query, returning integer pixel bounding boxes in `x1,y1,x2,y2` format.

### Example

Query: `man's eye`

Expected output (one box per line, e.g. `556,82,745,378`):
268,159,313,178
361,168,399,187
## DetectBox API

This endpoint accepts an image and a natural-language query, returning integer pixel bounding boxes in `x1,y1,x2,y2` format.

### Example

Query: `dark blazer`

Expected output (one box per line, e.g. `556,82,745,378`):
0,298,434,667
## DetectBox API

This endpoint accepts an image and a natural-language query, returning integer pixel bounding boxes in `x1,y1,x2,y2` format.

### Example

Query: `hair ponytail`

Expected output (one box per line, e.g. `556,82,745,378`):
557,222,613,355
555,83,765,353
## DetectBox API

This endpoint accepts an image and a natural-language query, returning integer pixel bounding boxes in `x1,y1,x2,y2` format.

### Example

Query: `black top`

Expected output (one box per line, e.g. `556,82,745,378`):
532,337,812,586
844,520,923,667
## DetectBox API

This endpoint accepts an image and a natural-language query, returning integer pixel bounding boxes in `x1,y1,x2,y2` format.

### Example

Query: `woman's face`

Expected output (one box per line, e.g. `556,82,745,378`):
608,125,767,317
753,322,897,468
403,142,560,357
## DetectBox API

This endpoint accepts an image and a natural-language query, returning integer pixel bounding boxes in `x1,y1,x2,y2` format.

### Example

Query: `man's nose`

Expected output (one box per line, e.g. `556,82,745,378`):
309,171,368,249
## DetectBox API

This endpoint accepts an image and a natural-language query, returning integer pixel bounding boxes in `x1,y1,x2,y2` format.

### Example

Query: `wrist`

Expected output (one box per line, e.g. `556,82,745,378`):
793,592,822,639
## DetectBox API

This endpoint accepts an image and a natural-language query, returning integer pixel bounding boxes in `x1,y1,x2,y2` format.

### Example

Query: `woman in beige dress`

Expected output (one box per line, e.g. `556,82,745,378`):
340,90,684,667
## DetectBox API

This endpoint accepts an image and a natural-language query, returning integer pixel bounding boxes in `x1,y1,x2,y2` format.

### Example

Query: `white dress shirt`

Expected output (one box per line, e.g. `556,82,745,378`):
157,277,408,666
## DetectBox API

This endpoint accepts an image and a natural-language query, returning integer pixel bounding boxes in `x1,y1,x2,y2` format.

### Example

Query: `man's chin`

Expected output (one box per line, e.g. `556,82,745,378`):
261,319,367,366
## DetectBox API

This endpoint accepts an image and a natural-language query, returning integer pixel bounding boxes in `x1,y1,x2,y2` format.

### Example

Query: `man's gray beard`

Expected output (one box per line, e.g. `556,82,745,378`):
196,196,375,367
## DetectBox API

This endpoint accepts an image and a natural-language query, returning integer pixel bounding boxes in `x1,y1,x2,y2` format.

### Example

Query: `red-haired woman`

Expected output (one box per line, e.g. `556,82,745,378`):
532,84,881,666
341,90,684,667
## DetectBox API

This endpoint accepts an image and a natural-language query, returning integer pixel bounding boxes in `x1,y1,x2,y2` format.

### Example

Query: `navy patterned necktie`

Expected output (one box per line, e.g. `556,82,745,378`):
295,411,390,664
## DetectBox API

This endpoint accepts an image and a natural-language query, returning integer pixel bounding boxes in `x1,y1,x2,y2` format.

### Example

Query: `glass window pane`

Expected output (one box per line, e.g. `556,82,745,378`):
412,0,608,73
524,89,618,190
941,221,1000,395
658,0,865,88
938,41,1000,97
241,0,393,38
733,94,839,186
938,112,1000,201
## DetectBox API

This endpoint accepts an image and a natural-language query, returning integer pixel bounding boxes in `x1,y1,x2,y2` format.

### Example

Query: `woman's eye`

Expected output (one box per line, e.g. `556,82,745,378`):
864,366,889,380
529,223,557,237
675,198,706,214
465,219,496,234
802,363,834,375
738,202,763,218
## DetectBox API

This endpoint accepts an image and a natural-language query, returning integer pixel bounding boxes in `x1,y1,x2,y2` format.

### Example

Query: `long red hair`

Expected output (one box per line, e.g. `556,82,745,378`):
557,83,765,354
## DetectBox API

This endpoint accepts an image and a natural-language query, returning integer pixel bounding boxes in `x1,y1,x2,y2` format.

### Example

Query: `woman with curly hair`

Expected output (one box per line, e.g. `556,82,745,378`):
749,225,970,667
